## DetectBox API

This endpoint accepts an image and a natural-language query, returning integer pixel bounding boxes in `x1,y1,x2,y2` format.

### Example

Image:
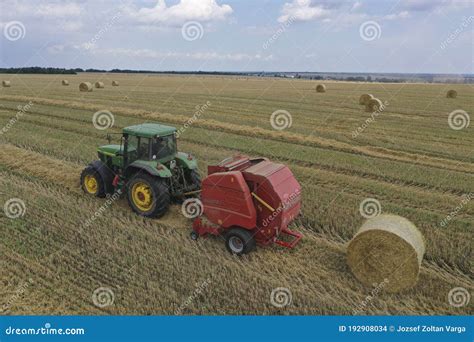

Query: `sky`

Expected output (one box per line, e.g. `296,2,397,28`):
0,0,472,73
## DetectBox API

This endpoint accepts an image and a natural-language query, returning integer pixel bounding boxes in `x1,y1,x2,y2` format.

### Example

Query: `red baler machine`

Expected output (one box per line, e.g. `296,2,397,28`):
191,155,302,255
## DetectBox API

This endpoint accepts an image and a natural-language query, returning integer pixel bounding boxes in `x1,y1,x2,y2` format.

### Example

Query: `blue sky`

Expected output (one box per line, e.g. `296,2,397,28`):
0,0,472,73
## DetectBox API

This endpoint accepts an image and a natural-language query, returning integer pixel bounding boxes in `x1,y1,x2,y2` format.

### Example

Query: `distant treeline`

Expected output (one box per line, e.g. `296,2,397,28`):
0,67,472,83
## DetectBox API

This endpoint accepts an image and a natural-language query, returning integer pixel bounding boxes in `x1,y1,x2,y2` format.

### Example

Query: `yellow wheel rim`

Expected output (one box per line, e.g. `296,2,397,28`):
131,182,153,212
84,174,98,194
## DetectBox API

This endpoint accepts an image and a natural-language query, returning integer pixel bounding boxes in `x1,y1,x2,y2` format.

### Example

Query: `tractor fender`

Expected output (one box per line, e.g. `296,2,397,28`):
124,161,172,179
175,152,198,170
89,160,115,194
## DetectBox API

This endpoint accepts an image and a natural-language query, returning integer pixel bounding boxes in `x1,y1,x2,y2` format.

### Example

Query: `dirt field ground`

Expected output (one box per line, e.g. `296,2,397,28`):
0,73,472,315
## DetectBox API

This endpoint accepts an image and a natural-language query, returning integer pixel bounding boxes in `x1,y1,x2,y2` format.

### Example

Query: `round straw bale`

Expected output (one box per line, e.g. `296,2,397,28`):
446,90,457,98
95,81,105,88
347,214,425,293
112,80,119,86
79,82,93,92
62,80,69,86
316,84,326,93
2,80,11,87
365,98,383,112
359,93,374,105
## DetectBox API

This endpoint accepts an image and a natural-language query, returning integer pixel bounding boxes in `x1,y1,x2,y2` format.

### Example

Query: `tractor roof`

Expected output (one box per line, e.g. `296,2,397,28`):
123,123,176,138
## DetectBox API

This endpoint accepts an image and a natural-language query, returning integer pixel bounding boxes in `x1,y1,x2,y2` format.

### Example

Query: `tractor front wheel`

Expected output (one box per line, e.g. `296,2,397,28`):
225,228,256,255
80,166,106,198
127,174,170,218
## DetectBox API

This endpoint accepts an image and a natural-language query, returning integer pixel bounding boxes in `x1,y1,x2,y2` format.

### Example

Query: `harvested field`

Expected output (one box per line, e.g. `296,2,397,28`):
0,73,473,315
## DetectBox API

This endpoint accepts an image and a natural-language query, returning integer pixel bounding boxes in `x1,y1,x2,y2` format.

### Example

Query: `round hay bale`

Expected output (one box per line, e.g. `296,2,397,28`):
446,89,457,98
315,84,326,93
2,80,11,87
95,81,105,88
359,93,374,105
79,82,93,92
365,98,383,112
347,214,425,293
62,80,69,86
112,80,119,86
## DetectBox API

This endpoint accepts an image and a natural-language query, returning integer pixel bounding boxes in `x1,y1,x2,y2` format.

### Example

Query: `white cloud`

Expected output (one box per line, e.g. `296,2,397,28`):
128,0,233,24
278,0,330,23
76,45,271,61
0,1,84,19
384,11,410,20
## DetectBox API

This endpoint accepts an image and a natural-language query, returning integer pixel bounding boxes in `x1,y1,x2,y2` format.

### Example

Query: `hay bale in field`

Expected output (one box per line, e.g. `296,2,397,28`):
359,93,374,105
112,80,119,86
347,214,425,293
446,90,457,98
79,82,93,92
316,84,326,93
95,81,105,89
62,80,69,86
2,80,11,87
365,98,383,112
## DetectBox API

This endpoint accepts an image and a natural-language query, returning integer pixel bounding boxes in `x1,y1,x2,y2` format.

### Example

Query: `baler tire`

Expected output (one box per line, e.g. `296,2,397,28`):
225,228,256,255
80,165,106,198
127,174,170,218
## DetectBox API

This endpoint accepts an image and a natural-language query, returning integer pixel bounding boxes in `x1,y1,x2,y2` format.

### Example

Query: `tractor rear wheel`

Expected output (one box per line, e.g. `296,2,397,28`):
127,174,170,218
80,166,106,198
225,228,256,255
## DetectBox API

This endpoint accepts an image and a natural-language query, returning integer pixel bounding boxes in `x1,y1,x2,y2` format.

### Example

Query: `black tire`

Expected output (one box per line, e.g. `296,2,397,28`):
190,231,199,241
126,173,170,218
80,165,106,198
187,169,201,190
225,228,256,255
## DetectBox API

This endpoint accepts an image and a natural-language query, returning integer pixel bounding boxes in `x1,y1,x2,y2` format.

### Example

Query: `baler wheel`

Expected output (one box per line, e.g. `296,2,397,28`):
190,231,199,241
225,228,256,255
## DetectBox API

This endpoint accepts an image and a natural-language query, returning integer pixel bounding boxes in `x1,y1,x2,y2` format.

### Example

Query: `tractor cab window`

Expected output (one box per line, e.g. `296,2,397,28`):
137,138,151,159
152,135,176,159
126,135,151,161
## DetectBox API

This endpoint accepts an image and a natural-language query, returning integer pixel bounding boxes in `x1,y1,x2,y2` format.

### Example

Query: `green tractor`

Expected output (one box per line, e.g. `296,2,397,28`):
80,123,200,218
